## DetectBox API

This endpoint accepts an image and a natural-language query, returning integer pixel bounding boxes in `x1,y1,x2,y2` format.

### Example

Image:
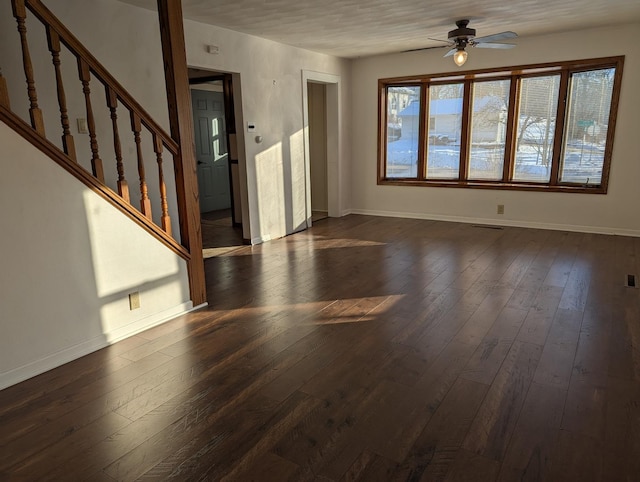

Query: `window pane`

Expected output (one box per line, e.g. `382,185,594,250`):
386,86,421,178
426,83,463,179
513,75,560,182
560,68,615,184
468,80,511,180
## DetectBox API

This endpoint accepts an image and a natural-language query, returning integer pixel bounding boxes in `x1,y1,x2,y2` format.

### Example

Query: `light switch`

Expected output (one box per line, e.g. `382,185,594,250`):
77,118,88,134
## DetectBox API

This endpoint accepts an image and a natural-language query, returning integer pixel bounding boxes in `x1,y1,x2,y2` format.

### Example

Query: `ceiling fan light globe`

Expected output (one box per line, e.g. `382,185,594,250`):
454,49,468,66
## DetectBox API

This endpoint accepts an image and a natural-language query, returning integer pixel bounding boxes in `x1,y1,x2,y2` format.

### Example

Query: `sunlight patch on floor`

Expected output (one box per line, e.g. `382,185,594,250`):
202,245,246,259
303,294,406,326
216,236,386,257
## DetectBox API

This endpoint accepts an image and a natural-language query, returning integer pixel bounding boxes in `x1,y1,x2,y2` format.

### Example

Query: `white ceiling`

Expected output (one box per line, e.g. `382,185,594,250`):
120,0,640,58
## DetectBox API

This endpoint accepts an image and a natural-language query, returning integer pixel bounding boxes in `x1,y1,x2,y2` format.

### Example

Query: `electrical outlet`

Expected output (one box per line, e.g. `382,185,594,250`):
129,292,141,310
497,204,505,215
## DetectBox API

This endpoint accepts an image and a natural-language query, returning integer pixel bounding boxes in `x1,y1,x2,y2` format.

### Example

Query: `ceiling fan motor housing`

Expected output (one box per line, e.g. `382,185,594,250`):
448,19,476,41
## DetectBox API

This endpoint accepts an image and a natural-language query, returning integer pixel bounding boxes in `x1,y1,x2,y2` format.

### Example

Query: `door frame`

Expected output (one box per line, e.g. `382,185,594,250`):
302,71,341,228
189,74,239,225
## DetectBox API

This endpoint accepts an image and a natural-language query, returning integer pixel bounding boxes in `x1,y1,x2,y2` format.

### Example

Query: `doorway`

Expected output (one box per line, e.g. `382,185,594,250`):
302,71,341,228
189,69,244,256
307,82,328,223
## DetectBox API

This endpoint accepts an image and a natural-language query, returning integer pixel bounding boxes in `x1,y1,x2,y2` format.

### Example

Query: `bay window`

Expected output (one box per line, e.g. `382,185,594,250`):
378,57,624,193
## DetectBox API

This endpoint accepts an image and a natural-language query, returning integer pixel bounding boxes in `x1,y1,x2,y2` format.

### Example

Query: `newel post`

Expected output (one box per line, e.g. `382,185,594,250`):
156,0,206,306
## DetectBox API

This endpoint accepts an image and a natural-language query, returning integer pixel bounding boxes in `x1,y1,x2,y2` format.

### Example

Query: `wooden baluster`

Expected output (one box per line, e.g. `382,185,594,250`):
77,58,104,182
45,26,76,161
130,111,152,219
0,68,10,109
11,0,45,134
106,87,130,202
153,134,172,236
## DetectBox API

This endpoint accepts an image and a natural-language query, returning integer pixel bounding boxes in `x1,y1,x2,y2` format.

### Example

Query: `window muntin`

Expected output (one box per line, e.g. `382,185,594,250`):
513,75,560,182
468,79,511,181
385,85,421,178
559,68,615,185
379,57,623,193
426,83,463,179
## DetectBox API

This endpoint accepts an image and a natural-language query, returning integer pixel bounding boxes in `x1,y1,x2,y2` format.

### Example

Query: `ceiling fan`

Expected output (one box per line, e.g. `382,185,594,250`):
412,19,518,66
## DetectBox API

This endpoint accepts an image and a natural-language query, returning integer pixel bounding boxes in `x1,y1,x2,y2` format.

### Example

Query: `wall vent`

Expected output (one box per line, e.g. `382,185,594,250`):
626,274,636,288
471,225,504,230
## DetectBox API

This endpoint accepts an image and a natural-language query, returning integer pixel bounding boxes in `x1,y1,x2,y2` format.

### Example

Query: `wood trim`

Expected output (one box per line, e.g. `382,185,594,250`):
106,86,130,202
130,111,152,219
503,76,519,181
378,177,607,194
222,73,239,226
157,0,206,306
459,80,472,181
13,0,45,135
78,58,105,183
0,105,190,259
379,56,625,84
153,133,172,236
417,85,427,180
46,26,76,161
598,57,624,194
549,71,569,186
377,80,387,184
0,70,11,109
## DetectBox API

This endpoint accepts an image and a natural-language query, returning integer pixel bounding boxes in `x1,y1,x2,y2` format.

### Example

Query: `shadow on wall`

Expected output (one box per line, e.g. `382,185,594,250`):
0,124,190,390
82,190,187,336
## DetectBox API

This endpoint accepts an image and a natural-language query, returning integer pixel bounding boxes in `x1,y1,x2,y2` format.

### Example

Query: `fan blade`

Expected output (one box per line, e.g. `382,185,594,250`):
427,37,454,44
473,42,516,49
444,48,456,57
473,31,518,43
403,45,449,53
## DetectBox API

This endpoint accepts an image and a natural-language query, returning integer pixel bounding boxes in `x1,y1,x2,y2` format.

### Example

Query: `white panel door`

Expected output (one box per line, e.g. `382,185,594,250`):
191,89,230,213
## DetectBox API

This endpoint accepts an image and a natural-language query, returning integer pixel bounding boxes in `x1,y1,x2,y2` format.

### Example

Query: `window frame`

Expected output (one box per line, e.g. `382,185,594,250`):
378,56,624,194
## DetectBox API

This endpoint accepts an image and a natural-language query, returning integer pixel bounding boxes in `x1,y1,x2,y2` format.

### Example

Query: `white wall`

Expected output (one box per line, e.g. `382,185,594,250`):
183,19,351,242
350,23,640,236
0,123,192,389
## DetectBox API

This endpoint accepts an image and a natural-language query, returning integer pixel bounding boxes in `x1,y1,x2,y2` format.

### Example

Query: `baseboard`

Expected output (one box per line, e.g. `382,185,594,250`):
251,234,272,245
348,208,640,238
102,301,195,344
0,301,198,391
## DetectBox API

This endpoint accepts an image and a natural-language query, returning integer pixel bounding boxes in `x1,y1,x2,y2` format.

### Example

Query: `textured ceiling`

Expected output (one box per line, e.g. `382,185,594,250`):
119,0,640,58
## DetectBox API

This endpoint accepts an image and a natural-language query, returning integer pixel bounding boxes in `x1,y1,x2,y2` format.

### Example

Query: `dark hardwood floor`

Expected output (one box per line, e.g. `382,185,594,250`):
1,215,639,481
201,209,244,257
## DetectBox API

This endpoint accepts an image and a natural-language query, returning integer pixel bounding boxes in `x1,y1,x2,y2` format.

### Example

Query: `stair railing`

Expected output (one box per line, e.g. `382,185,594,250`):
1,0,181,246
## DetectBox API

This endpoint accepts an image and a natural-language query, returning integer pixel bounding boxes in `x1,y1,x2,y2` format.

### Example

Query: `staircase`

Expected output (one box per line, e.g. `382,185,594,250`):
0,0,205,304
